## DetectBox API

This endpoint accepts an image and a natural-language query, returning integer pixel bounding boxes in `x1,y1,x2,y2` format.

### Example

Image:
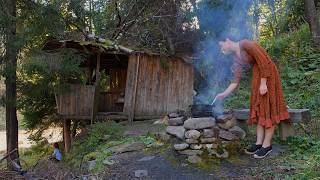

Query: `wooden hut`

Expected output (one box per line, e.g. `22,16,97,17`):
42,39,194,151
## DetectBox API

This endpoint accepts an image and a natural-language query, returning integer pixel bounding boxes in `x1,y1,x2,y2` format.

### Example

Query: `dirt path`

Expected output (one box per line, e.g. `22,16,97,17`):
103,143,287,179
104,150,255,179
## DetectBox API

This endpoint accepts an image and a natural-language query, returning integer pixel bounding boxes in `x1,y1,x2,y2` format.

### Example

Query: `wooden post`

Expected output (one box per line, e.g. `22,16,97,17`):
63,119,71,153
91,52,101,124
279,120,295,140
127,55,140,125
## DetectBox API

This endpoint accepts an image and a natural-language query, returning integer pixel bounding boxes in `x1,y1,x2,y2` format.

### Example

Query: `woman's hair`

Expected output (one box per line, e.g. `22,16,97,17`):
53,142,59,149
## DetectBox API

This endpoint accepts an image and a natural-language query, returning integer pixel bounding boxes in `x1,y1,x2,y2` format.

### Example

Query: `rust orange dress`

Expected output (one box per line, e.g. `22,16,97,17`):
232,39,290,128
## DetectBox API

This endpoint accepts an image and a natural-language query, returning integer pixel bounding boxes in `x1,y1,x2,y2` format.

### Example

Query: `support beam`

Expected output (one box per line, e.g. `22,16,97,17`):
279,120,295,140
91,53,101,124
127,55,140,124
63,119,71,153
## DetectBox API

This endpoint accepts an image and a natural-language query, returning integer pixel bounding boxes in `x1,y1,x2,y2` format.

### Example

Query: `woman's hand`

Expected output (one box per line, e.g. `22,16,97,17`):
259,83,268,95
215,92,228,100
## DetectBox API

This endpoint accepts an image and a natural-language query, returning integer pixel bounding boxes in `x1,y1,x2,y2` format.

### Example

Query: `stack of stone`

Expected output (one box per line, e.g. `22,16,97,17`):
165,111,246,163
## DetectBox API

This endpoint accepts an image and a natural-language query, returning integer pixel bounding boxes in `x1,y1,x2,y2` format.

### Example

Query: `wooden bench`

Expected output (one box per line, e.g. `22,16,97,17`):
232,109,311,140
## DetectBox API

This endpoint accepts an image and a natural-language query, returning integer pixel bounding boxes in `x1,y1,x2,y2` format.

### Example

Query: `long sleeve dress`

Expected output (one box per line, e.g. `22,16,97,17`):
232,39,290,128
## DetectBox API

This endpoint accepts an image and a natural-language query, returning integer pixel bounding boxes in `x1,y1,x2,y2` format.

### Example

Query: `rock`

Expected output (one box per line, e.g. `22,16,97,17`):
270,144,289,157
103,158,117,166
221,141,231,145
185,138,199,144
138,156,156,162
102,135,111,140
135,170,148,178
149,142,164,148
205,144,213,149
168,112,180,118
203,129,215,138
185,130,201,139
187,155,202,164
155,132,171,142
200,137,217,143
155,115,169,125
217,117,236,130
168,117,185,126
216,114,234,123
110,141,145,153
174,143,189,151
178,150,203,156
88,160,96,171
219,129,238,141
190,144,202,150
181,163,188,167
166,126,185,139
209,149,229,158
204,144,218,149
184,117,216,130
229,126,246,139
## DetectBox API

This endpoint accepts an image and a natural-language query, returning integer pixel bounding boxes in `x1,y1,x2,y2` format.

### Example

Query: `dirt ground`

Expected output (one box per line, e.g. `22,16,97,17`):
2,120,289,179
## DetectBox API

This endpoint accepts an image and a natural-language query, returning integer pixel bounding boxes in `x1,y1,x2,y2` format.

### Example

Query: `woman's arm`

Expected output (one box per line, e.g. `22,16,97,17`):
215,82,239,100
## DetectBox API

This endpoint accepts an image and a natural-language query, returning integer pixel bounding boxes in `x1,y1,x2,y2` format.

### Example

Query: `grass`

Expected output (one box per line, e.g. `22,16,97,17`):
0,140,54,171
240,126,320,179
19,141,54,170
64,121,157,173
1,121,158,174
277,136,320,179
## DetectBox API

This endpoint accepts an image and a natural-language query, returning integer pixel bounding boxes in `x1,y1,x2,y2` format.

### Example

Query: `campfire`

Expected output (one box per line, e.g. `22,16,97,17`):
165,104,246,163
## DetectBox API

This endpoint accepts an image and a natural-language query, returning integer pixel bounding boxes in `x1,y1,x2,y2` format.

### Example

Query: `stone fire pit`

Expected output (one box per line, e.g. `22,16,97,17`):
165,111,246,164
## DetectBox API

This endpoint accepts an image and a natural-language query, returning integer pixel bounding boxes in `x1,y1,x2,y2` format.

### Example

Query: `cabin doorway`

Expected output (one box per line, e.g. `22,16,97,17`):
94,54,129,113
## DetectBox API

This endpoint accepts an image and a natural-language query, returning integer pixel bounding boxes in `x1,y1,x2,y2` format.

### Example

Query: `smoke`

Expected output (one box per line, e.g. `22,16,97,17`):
193,0,254,106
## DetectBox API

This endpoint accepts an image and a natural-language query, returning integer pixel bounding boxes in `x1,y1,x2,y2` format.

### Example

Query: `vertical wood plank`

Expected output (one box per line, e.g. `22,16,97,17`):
123,56,137,115
63,119,71,153
91,53,101,124
129,55,140,123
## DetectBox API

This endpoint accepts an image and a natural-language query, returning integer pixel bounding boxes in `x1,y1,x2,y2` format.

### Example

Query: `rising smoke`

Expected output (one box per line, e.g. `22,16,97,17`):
193,0,254,106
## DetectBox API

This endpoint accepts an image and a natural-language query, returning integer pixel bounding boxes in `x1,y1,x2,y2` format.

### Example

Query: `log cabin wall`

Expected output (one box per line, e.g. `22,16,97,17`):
124,54,194,118
57,84,95,118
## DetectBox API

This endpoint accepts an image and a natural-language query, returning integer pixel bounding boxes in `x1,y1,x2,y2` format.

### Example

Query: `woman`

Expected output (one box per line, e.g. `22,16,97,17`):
216,38,289,159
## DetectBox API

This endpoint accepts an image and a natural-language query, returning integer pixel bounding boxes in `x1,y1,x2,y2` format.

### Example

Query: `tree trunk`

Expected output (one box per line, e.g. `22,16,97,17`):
305,0,320,45
4,0,20,168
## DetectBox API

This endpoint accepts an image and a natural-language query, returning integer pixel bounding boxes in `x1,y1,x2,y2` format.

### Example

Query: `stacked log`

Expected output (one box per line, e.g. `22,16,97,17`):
165,111,246,163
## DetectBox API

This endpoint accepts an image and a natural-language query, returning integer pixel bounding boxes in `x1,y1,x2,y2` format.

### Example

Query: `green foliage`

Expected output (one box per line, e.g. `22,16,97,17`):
225,76,251,109
65,122,156,173
99,71,110,92
19,141,54,170
65,122,123,172
258,0,305,40
262,24,320,118
281,136,320,178
18,49,86,135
